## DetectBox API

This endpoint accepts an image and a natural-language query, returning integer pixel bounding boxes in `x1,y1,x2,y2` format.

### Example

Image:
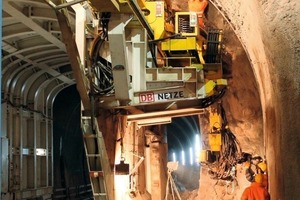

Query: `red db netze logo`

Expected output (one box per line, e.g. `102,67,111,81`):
139,92,155,103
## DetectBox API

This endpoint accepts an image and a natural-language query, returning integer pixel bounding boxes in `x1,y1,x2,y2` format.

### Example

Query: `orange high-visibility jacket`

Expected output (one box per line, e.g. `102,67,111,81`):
241,182,270,200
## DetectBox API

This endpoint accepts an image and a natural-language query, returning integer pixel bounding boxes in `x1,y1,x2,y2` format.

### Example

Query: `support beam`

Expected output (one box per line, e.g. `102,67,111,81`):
108,15,132,103
149,142,166,199
3,1,66,52
55,10,91,110
126,0,154,39
55,0,87,10
89,0,120,12
135,124,148,196
126,107,204,121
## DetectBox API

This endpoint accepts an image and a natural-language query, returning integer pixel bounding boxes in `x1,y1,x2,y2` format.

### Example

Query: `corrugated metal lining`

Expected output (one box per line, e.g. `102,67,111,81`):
1,0,75,199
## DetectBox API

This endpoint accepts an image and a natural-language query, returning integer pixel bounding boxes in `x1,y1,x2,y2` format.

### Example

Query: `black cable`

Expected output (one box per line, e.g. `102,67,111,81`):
148,33,182,43
2,98,52,119
218,104,242,180
199,87,226,108
206,103,242,180
89,30,114,95
148,43,158,68
100,12,111,40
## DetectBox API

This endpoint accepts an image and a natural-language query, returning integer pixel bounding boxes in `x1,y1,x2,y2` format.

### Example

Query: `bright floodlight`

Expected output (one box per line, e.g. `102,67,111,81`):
195,134,201,161
189,147,193,165
181,150,185,166
172,152,176,162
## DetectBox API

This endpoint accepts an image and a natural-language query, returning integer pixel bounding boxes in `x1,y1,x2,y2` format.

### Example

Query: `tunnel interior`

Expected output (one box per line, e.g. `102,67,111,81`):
2,0,300,199
52,1,265,199
52,85,91,198
166,116,201,191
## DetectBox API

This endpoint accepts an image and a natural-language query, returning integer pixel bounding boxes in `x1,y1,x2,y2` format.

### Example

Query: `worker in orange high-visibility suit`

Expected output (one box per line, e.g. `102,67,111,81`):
241,174,270,200
257,162,268,189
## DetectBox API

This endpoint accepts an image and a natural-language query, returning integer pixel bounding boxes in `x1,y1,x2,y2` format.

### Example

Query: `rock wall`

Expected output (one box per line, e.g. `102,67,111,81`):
195,2,265,199
170,0,299,199
209,0,300,199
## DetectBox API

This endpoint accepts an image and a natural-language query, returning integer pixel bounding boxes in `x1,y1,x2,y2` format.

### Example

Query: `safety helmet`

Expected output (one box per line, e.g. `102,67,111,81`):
258,162,267,172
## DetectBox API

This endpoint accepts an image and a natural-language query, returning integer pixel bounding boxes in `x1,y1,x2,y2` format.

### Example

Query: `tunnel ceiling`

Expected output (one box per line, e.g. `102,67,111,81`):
2,0,75,110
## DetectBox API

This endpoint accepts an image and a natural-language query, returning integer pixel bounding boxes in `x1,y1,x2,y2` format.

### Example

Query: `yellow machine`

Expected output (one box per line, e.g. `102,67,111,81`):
87,0,227,108
50,0,231,199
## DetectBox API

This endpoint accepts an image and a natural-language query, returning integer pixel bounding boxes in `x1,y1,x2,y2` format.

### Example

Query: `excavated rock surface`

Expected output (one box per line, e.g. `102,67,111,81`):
173,0,300,199
212,1,300,199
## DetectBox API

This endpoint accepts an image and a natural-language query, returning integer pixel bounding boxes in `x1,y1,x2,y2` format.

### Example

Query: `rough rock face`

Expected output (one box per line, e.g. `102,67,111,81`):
212,1,300,199
173,0,300,199
205,0,264,157
197,3,265,199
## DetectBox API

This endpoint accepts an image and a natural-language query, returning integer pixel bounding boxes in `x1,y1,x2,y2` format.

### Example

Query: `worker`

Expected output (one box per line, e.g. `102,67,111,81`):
257,162,268,189
244,154,263,182
241,174,270,200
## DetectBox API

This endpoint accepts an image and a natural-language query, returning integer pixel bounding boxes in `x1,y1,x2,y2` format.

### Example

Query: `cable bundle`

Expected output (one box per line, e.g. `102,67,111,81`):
200,87,226,108
207,104,242,180
89,12,114,96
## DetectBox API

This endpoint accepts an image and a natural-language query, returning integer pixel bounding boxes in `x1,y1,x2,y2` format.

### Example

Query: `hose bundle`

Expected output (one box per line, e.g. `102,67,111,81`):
208,104,242,180
89,13,114,96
